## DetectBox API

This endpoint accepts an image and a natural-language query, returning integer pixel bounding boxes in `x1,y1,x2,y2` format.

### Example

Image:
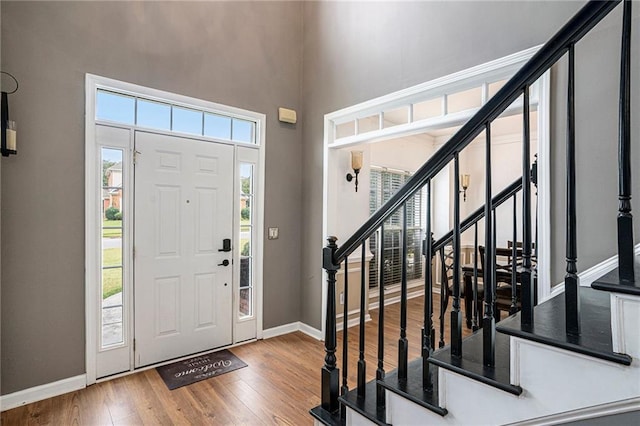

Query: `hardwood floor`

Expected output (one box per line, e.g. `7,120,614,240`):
2,293,472,425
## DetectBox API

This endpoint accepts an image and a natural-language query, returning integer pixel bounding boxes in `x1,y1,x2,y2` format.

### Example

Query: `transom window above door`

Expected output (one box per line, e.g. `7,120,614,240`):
96,89,257,144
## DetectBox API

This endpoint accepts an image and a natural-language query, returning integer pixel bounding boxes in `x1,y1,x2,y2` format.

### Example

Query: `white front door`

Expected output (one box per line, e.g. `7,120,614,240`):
134,131,234,368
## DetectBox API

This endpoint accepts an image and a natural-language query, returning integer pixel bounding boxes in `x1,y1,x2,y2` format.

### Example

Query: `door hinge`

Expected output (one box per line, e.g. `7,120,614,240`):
133,338,136,351
133,150,141,165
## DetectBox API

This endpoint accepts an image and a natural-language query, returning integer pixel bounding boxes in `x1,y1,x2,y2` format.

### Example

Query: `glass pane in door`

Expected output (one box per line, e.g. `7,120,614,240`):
101,147,124,347
239,163,254,318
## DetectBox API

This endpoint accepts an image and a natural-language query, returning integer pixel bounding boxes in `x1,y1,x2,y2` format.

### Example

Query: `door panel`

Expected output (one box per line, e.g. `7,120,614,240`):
134,131,233,367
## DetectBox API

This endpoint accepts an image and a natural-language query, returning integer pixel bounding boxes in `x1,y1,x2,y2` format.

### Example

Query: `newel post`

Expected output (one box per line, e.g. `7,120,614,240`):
322,236,340,414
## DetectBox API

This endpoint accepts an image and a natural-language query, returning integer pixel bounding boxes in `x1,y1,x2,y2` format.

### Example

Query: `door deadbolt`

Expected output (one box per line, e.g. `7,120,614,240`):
218,238,232,252
218,259,230,267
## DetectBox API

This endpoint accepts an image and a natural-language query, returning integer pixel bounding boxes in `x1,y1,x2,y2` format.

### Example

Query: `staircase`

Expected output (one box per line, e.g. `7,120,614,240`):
310,1,640,424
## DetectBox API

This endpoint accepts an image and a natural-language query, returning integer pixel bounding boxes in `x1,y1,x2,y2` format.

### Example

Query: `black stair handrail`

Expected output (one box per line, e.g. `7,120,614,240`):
432,177,522,253
333,0,620,264
316,1,629,419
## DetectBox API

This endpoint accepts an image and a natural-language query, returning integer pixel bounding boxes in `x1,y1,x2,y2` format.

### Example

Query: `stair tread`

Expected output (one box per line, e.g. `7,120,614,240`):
378,358,448,416
429,331,522,395
339,380,389,425
309,405,343,426
591,259,640,296
497,287,632,365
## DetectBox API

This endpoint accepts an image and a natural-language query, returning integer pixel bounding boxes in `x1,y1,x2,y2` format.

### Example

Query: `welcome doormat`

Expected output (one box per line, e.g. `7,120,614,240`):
156,349,247,390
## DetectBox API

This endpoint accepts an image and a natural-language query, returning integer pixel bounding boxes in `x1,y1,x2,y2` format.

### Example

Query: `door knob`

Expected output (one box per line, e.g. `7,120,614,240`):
218,259,230,267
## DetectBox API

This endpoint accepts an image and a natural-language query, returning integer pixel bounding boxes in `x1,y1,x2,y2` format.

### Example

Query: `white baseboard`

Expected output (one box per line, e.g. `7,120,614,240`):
263,321,323,341
508,396,640,426
337,314,372,332
1,374,86,412
262,322,300,339
550,243,640,294
369,289,424,310
299,322,324,340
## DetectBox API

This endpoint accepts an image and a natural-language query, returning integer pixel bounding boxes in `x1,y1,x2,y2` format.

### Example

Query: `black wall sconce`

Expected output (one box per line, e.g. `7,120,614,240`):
346,151,363,192
460,174,470,202
1,71,19,157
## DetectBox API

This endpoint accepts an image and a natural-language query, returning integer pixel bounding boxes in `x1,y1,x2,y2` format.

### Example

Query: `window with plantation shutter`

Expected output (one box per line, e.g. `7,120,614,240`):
369,168,424,288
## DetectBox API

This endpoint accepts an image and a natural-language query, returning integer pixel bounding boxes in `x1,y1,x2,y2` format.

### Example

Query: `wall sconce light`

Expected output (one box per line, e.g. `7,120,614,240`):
460,174,470,202
346,151,363,192
1,71,19,157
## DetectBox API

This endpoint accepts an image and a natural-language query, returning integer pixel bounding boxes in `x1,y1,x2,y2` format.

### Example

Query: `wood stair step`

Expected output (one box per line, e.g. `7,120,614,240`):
309,405,343,426
378,359,447,417
339,381,389,425
497,287,632,365
429,330,522,395
591,259,640,296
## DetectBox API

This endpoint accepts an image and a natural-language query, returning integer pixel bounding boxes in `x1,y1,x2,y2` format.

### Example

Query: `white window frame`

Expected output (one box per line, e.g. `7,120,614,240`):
321,46,552,336
85,74,265,384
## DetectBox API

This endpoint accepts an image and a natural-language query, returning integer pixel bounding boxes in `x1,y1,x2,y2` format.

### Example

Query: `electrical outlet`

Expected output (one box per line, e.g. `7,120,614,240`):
340,292,344,305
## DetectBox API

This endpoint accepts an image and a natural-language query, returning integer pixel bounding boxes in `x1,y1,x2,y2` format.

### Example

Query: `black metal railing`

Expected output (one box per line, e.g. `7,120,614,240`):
433,173,536,345
317,0,633,420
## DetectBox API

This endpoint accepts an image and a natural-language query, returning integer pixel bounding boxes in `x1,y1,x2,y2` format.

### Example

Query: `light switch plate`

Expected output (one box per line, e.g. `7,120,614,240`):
268,227,279,240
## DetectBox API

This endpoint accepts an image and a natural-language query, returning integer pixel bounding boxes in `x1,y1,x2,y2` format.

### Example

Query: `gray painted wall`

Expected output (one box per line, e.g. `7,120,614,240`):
1,1,303,394
300,1,640,329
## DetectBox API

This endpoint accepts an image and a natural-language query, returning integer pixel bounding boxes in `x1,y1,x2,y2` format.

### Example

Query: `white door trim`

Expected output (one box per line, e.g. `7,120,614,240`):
85,74,265,384
321,45,551,336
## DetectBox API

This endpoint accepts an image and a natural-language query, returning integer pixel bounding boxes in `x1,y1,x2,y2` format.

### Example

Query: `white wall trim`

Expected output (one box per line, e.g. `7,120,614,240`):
548,243,640,300
369,288,424,310
85,74,267,383
326,45,542,124
579,254,627,287
262,321,323,341
321,46,548,339
1,375,86,412
506,397,640,426
262,322,300,339
536,70,552,303
299,322,324,340
336,313,373,332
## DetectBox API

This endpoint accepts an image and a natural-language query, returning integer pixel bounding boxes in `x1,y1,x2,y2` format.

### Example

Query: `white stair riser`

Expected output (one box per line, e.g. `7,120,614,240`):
611,293,640,358
379,339,638,426
347,408,376,426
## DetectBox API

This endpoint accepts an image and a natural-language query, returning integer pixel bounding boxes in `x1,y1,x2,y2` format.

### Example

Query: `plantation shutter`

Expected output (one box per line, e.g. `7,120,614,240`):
369,168,423,288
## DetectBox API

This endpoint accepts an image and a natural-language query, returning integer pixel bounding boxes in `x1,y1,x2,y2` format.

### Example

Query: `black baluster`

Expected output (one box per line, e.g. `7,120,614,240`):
376,225,386,407
439,247,447,348
510,195,518,315
618,0,635,283
521,86,534,327
398,204,409,379
341,256,349,419
358,243,367,397
473,223,479,331
322,236,340,413
451,154,463,357
493,211,499,323
483,122,496,366
565,43,581,336
423,180,434,390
